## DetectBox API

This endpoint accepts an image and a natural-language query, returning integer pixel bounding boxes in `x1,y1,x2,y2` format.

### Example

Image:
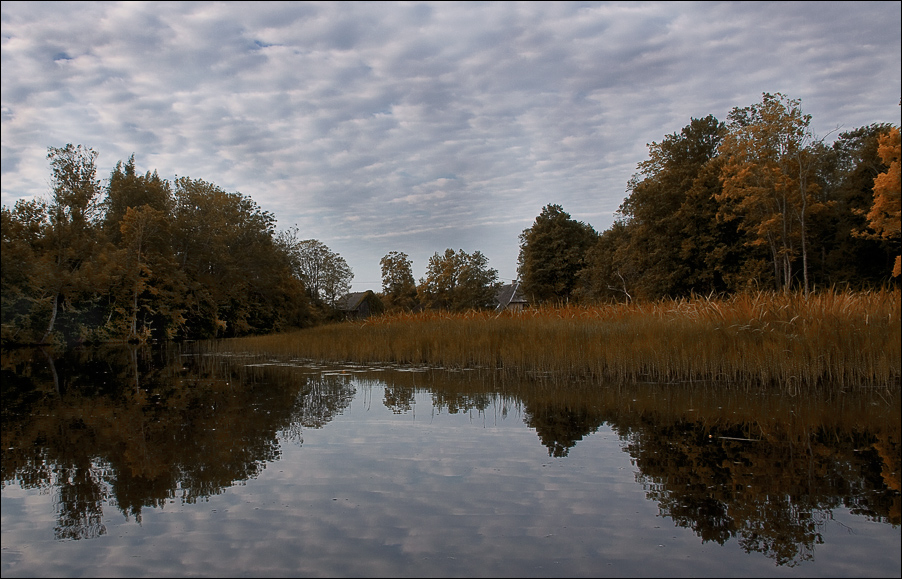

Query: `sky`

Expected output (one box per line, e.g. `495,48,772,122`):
2,1,900,292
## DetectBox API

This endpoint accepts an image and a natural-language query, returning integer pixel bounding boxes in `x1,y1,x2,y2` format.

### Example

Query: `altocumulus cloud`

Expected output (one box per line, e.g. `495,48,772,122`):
2,1,899,288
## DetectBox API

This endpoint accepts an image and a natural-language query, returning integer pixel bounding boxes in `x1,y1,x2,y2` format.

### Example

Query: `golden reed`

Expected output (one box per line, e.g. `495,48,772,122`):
219,289,900,389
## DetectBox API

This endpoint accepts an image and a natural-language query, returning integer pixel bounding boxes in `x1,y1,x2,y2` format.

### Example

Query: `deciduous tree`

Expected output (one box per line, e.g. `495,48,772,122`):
380,251,418,311
578,221,637,302
172,177,304,336
860,126,901,277
103,154,172,242
807,124,897,287
518,204,597,304
418,248,499,311
279,233,353,309
717,93,829,293
111,205,180,340
41,144,104,341
615,116,733,298
1,199,49,342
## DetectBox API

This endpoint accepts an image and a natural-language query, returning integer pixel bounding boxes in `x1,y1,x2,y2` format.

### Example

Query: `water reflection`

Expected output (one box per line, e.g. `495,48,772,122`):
1,345,899,572
1,345,354,540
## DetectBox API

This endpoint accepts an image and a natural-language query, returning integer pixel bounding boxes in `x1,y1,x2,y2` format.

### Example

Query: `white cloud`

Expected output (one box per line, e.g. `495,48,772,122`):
2,1,900,289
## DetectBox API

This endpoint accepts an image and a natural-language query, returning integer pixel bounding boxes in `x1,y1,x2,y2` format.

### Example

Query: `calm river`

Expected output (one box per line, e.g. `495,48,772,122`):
1,345,899,577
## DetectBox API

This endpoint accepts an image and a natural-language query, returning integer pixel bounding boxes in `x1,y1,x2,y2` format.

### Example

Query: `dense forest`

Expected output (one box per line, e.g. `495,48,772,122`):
520,94,900,305
2,93,899,345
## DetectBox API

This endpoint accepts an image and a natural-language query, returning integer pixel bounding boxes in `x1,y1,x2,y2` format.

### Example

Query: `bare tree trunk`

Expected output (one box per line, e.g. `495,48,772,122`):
41,292,59,344
800,211,809,296
40,346,60,395
796,151,813,297
767,235,781,291
130,346,140,393
780,193,793,294
608,270,632,303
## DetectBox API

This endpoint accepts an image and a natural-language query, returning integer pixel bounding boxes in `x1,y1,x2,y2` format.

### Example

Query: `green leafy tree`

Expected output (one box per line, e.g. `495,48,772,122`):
40,144,104,342
3,148,313,342
102,154,172,242
1,199,50,342
418,248,462,310
455,250,500,310
319,252,354,309
418,248,499,311
518,204,597,304
578,221,638,302
807,124,897,287
172,177,306,337
380,251,418,311
615,116,729,298
278,232,353,309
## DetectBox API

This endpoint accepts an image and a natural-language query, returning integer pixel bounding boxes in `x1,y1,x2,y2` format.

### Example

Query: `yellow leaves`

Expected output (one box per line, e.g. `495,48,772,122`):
854,126,901,277
868,128,901,240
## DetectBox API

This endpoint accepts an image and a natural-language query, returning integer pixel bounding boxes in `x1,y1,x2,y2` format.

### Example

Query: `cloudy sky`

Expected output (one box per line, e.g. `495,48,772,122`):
2,1,900,290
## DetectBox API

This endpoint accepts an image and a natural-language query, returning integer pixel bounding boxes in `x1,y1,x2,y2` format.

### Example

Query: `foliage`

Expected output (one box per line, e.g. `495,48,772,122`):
39,145,105,342
1,199,51,342
277,231,353,310
103,154,172,241
170,177,309,337
578,221,637,302
806,124,898,288
379,251,419,312
2,94,898,342
717,93,829,293
587,116,760,301
418,248,500,311
518,204,597,304
580,98,897,301
1,151,313,344
856,126,901,277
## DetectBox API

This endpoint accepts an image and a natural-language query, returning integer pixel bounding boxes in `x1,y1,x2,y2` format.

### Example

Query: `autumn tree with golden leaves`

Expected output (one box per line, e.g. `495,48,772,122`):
717,93,830,294
859,126,901,277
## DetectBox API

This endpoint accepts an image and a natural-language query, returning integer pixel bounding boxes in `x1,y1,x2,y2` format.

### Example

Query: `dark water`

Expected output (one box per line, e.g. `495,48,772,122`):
1,345,899,578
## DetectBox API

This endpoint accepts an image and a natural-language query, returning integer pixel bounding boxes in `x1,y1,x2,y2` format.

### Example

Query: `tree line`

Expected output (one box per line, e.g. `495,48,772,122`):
384,93,899,311
518,94,900,305
2,93,899,344
2,148,347,344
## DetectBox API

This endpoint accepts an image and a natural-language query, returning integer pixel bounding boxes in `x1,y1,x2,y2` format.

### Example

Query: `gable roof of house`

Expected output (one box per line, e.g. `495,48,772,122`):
335,291,372,311
495,281,527,309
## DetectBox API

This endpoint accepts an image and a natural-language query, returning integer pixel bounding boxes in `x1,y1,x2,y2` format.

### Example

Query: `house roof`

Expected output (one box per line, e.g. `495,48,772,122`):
495,281,527,309
336,291,372,311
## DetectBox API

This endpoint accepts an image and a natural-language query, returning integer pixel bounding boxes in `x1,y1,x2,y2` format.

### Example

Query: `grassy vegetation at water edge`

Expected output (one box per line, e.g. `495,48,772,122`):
220,289,901,389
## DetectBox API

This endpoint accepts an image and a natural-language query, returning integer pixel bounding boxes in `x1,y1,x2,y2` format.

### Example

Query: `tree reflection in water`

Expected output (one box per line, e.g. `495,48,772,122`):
375,370,900,567
544,384,898,566
1,345,353,539
1,345,899,567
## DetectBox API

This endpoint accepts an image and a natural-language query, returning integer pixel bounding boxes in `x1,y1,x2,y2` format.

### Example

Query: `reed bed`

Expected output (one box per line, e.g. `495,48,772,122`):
220,289,901,389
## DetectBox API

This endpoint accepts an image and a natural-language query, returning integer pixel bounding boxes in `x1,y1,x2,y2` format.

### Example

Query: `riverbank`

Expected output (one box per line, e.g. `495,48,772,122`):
218,289,901,389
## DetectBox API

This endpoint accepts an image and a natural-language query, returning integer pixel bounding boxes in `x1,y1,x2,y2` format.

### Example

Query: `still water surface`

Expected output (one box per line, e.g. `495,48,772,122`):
1,345,899,577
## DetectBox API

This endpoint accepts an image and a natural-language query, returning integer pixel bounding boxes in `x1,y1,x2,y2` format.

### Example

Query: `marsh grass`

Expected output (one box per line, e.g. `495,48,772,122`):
221,289,900,389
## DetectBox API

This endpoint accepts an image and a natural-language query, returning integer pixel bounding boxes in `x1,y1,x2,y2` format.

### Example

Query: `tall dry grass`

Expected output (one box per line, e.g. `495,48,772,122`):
219,289,901,389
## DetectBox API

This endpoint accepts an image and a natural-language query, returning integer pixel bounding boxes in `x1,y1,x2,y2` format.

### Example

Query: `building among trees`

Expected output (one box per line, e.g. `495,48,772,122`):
495,281,528,312
335,290,384,319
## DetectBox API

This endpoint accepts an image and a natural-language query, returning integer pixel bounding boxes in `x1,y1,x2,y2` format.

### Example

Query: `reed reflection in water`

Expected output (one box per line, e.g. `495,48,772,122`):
1,345,899,577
